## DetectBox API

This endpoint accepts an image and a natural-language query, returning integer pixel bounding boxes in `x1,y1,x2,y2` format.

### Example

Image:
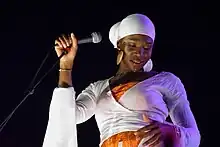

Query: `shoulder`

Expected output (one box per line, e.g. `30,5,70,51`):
149,71,185,92
88,77,110,91
92,78,109,86
156,71,187,99
87,78,111,97
152,71,181,83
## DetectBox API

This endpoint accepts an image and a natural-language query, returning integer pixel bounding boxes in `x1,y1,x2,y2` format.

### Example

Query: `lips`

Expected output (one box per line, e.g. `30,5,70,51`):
131,60,144,64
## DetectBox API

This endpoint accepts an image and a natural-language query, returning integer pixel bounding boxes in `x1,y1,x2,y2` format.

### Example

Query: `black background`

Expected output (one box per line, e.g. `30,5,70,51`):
0,0,214,146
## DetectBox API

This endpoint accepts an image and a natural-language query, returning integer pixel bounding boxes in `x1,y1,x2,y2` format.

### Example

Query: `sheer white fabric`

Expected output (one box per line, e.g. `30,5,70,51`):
42,72,200,147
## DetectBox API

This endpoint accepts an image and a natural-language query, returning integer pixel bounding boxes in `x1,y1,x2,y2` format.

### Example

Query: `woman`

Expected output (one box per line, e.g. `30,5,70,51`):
42,14,200,147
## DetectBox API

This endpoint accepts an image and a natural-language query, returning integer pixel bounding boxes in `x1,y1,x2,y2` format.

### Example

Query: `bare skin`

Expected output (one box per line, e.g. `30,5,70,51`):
54,33,180,146
109,34,157,89
55,33,77,87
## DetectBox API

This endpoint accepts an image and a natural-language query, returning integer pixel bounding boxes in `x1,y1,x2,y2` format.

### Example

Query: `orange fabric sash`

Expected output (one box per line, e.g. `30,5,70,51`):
111,82,138,101
102,82,152,147
101,131,142,147
103,82,141,147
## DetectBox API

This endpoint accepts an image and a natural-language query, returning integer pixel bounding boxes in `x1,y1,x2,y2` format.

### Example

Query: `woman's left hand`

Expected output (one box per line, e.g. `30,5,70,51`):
134,120,176,147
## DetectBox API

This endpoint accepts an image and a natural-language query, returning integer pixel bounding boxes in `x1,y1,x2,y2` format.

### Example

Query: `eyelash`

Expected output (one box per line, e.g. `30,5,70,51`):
127,44,151,49
144,47,150,50
123,42,152,50
128,44,136,47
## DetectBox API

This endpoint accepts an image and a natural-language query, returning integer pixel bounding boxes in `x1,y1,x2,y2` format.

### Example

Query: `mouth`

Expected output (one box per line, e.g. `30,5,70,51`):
131,60,144,64
130,60,145,68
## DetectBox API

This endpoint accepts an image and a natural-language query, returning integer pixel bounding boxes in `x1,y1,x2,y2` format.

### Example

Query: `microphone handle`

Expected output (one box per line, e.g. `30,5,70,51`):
78,37,93,44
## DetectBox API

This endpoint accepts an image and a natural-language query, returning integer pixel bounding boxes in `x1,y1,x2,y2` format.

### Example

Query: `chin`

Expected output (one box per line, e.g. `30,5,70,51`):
127,61,144,71
131,67,143,72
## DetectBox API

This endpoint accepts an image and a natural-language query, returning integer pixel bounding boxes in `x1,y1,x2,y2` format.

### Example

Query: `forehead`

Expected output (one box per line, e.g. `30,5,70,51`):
121,34,153,43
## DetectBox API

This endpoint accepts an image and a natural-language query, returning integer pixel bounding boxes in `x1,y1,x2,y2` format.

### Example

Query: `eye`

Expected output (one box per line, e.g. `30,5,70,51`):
128,44,136,47
128,43,136,47
123,42,136,47
144,48,150,51
144,44,152,50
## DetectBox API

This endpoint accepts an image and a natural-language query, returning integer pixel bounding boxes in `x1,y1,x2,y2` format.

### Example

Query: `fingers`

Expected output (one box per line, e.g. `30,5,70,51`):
62,34,71,47
68,34,72,45
54,33,78,61
143,133,162,147
142,127,161,138
55,40,63,49
58,35,67,48
55,34,73,49
135,122,159,136
71,33,77,49
143,114,152,123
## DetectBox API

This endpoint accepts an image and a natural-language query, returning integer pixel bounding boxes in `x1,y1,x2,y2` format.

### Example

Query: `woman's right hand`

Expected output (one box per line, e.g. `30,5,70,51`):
55,33,78,69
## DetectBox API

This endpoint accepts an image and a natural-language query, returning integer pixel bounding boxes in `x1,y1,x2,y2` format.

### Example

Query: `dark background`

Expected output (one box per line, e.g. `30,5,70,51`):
0,0,214,146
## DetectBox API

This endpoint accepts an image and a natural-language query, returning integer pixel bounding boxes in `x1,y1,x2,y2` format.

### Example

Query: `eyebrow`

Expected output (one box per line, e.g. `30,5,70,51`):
125,38,152,44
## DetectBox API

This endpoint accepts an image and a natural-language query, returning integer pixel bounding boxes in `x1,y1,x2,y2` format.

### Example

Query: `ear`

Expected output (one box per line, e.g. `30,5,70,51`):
116,47,121,51
117,39,122,49
116,50,124,65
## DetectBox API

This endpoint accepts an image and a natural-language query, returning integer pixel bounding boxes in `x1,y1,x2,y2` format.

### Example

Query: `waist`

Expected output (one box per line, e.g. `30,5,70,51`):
101,131,143,147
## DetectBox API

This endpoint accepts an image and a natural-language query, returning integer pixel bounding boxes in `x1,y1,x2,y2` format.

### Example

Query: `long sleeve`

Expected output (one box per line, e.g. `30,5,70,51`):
164,73,201,147
42,82,98,147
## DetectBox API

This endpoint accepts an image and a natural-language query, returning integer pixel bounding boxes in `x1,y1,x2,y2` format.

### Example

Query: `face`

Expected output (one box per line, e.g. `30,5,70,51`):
118,34,154,72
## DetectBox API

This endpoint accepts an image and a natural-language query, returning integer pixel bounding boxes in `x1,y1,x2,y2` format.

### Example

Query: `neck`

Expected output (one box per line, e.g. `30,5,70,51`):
116,63,144,76
116,63,130,75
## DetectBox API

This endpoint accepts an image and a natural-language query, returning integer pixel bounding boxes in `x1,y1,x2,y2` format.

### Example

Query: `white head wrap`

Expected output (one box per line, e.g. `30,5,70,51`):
109,13,155,72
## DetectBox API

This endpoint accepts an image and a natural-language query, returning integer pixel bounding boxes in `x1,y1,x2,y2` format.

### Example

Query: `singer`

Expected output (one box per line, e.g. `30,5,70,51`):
42,14,200,147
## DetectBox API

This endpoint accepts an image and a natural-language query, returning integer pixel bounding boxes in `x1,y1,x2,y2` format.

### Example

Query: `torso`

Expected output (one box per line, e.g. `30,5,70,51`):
109,71,159,90
95,71,176,146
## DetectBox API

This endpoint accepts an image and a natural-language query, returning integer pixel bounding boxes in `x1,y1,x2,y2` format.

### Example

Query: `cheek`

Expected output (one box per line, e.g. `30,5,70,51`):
123,54,131,64
122,53,133,66
144,50,152,58
123,49,132,60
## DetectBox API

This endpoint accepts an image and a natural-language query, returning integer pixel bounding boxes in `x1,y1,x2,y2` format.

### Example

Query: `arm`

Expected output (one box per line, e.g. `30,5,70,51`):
164,73,201,147
42,33,98,147
57,61,98,124
43,76,98,147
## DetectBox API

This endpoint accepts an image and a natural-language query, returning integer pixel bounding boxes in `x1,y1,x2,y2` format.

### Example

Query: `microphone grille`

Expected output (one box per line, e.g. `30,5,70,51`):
91,32,102,43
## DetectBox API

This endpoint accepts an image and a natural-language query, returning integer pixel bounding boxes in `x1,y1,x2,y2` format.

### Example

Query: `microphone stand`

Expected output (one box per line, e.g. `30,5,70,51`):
0,50,67,134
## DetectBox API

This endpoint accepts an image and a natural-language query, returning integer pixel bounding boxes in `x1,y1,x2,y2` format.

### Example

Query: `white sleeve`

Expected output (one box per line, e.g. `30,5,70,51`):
42,82,98,147
164,73,201,147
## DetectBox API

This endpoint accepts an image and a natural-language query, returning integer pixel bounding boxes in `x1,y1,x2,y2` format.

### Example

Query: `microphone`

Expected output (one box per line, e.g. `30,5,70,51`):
56,32,102,55
0,32,102,135
78,32,102,44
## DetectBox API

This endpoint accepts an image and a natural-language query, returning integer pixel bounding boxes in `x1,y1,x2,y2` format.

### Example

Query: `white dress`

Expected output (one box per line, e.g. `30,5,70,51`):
42,72,200,147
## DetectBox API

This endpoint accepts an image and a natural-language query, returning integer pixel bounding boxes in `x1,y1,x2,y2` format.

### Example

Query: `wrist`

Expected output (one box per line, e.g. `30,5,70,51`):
169,125,181,145
172,126,181,138
59,68,72,72
60,61,73,69
58,82,72,88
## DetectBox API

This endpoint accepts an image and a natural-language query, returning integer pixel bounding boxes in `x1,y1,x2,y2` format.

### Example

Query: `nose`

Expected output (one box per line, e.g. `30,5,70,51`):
135,47,145,57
